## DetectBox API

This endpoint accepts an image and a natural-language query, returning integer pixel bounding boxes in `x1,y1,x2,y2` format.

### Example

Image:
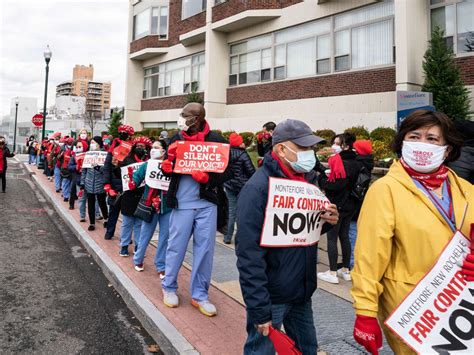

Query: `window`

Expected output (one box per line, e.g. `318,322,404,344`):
214,0,226,4
182,0,206,19
430,0,474,53
143,121,177,129
228,0,394,86
143,53,205,99
133,6,168,40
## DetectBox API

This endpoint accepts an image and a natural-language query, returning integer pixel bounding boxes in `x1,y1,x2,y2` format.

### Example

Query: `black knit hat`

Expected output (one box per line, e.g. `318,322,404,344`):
93,136,103,148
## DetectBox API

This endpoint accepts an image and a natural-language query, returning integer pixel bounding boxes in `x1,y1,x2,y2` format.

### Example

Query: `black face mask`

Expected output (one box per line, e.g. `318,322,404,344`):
135,148,146,158
119,132,129,141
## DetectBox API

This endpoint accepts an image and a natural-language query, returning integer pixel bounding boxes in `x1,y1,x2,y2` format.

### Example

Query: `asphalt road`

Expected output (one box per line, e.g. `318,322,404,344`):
0,158,159,354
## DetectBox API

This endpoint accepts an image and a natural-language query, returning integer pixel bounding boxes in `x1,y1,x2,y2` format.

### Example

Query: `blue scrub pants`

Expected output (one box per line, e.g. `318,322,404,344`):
119,215,143,247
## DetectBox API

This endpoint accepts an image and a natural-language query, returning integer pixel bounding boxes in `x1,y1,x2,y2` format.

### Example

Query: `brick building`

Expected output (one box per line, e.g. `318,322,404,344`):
56,64,112,119
125,0,474,132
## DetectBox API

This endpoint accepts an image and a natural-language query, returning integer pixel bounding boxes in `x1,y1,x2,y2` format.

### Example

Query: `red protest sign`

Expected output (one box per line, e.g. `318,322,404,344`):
112,141,132,162
173,141,230,174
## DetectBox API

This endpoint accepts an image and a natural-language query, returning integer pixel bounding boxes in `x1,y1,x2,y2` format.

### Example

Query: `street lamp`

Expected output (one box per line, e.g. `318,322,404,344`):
13,97,19,153
41,45,52,142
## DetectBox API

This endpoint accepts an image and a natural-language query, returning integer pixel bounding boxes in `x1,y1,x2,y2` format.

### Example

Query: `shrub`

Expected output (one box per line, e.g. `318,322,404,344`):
372,140,396,160
240,132,255,147
222,130,234,141
344,126,370,140
314,129,336,145
370,127,396,143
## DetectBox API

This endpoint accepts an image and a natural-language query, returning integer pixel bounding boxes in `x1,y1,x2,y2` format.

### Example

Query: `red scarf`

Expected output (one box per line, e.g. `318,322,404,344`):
400,159,449,190
0,147,5,173
271,152,306,182
182,121,210,142
328,153,346,182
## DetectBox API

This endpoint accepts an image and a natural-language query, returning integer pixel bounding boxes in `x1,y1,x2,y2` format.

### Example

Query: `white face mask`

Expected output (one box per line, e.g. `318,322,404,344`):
331,144,342,154
177,116,195,132
90,143,98,151
54,140,60,145
150,148,164,160
80,134,87,140
73,147,83,153
402,141,448,173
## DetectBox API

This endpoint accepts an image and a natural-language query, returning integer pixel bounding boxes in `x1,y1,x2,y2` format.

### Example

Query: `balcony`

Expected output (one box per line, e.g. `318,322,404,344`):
212,9,282,32
129,36,169,61
179,26,206,47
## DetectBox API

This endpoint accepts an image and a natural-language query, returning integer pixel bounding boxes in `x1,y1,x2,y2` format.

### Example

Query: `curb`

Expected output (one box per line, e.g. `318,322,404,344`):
27,164,198,355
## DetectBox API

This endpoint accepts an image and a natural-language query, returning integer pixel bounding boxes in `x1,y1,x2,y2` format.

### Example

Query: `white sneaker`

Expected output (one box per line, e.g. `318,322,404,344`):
317,270,339,284
191,299,217,317
337,268,352,281
162,290,179,308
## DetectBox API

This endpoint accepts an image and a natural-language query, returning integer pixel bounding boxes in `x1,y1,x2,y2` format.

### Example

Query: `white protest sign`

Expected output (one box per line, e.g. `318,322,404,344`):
121,162,146,192
82,151,108,168
260,177,330,247
385,231,473,354
145,160,170,191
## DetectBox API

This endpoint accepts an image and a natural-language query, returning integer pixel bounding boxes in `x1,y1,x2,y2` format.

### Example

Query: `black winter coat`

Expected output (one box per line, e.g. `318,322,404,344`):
352,154,375,220
0,146,14,172
236,153,332,325
319,150,362,214
165,131,233,209
103,152,124,193
120,155,145,216
448,146,474,184
257,138,272,157
224,147,255,194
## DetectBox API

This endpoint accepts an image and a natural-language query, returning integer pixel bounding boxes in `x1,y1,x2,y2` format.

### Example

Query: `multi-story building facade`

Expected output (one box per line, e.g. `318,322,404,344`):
56,64,112,119
125,0,474,132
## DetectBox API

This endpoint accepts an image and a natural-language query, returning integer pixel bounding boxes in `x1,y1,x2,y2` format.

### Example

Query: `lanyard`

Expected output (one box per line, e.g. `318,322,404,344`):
423,181,455,227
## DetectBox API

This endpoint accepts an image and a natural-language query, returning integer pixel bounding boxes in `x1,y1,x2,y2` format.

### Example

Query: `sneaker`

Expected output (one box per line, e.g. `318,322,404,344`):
119,246,129,257
317,270,339,284
134,264,144,272
337,268,352,281
163,290,179,308
97,216,104,221
191,299,217,317
88,225,95,231
63,197,68,202
104,234,113,240
80,218,86,222
223,239,231,245
158,271,165,280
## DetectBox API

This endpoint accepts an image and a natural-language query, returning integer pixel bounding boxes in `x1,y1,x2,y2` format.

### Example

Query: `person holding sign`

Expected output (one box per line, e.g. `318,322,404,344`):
159,103,232,317
129,140,171,275
236,119,339,355
80,136,109,231
117,136,151,257
351,110,474,354
109,124,134,153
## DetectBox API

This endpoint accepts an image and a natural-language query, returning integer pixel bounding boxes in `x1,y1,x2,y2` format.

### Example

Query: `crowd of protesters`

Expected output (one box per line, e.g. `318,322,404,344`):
15,104,473,355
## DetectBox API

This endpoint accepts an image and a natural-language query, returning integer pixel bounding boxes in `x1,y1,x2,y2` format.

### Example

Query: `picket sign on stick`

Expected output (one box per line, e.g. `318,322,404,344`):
145,160,170,191
260,177,331,247
173,141,230,174
385,231,473,354
82,151,108,168
121,162,146,192
113,141,132,162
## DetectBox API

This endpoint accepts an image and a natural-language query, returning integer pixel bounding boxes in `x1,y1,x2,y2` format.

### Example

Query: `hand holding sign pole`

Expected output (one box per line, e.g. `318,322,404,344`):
461,224,474,282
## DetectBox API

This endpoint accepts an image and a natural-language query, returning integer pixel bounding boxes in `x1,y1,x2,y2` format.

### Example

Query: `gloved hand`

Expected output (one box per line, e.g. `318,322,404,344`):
152,196,161,213
161,160,173,174
167,142,178,162
104,184,117,197
353,315,382,355
78,189,84,198
127,166,137,190
192,170,209,184
461,223,474,282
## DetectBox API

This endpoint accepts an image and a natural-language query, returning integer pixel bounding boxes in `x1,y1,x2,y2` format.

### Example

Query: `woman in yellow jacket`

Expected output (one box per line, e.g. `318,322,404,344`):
351,110,473,354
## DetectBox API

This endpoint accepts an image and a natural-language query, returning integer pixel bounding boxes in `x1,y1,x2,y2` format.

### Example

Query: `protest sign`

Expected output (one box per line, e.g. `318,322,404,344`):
385,231,473,354
260,177,330,247
74,152,86,166
112,141,132,162
82,151,108,168
145,160,170,191
121,162,146,192
173,141,230,174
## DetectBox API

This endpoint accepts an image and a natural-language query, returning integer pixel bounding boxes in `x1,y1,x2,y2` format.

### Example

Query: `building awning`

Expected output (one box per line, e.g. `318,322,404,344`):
212,9,282,33
129,48,168,61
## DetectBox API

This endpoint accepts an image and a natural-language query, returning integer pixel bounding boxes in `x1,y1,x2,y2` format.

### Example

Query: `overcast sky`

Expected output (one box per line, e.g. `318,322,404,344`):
0,0,129,118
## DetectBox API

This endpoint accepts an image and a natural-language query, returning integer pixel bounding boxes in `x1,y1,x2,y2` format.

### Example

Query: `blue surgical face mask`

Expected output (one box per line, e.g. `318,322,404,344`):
282,144,316,173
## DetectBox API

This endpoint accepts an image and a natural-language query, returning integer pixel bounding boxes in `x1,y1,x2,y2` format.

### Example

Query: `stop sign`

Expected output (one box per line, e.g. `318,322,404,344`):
32,113,43,127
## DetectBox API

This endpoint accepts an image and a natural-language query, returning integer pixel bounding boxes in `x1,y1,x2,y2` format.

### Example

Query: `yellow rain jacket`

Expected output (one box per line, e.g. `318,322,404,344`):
351,160,473,354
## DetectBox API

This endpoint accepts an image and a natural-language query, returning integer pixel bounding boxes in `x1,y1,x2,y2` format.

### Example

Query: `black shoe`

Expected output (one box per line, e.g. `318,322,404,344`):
69,206,74,210
223,239,231,245
104,234,113,240
97,216,104,221
88,225,95,231
64,198,68,202
56,189,60,193
80,218,86,222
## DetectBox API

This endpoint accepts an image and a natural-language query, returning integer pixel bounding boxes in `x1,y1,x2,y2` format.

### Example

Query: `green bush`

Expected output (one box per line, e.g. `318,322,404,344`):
314,129,336,146
240,132,255,147
222,131,234,141
344,126,370,139
372,140,396,160
370,127,396,143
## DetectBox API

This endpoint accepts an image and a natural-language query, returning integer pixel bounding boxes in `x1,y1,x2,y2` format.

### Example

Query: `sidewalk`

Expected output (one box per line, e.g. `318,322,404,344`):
24,158,390,354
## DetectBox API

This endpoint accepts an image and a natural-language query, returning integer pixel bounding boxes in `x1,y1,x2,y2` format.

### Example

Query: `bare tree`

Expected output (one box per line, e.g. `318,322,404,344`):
84,102,101,135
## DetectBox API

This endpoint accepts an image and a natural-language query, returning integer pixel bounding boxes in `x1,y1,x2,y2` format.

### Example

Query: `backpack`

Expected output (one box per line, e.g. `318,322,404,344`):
351,166,371,201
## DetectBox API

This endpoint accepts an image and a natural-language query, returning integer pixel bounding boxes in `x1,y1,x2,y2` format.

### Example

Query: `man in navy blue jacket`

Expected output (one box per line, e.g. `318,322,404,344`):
236,119,339,354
